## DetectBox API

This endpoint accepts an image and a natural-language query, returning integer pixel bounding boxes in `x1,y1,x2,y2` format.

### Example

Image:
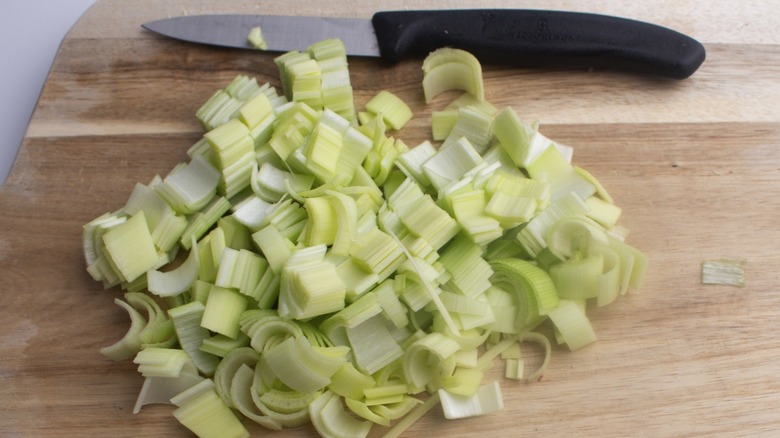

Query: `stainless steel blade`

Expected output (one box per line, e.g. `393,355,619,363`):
142,14,380,56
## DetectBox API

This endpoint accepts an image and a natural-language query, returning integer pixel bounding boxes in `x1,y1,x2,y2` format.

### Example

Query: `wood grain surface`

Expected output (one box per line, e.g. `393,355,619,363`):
1,1,779,437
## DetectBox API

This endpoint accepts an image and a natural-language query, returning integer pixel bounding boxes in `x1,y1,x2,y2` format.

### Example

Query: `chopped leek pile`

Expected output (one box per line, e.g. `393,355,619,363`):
84,41,647,438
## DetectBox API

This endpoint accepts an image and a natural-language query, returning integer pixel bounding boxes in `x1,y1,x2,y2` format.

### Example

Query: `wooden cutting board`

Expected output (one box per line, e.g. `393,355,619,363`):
2,0,779,436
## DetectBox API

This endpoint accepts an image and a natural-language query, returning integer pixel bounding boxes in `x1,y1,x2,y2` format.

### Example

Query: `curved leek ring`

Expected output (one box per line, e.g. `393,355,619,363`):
422,48,484,103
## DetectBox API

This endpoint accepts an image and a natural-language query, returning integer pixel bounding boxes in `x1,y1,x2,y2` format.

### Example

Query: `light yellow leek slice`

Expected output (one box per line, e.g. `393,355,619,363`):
229,364,282,430
701,258,746,287
438,381,503,420
263,336,347,393
547,299,597,351
329,362,376,400
365,90,413,130
213,347,260,408
99,298,146,361
403,332,460,388
247,26,268,50
168,301,220,376
490,258,559,323
422,47,484,103
171,380,250,438
201,285,248,339
310,390,372,438
102,212,159,283
147,238,199,297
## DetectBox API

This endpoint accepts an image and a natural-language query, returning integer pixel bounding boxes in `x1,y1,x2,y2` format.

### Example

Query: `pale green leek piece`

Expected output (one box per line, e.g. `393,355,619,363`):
87,38,649,438
701,258,746,287
247,26,268,50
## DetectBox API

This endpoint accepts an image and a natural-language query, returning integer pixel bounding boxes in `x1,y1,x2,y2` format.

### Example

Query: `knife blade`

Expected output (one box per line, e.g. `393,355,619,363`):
142,10,706,79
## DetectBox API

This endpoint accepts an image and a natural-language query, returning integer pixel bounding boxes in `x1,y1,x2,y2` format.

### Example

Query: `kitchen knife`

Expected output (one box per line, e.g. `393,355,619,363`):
142,10,706,79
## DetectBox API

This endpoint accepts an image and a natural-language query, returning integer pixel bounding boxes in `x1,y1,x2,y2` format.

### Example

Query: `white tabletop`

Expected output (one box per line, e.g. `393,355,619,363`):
0,0,97,184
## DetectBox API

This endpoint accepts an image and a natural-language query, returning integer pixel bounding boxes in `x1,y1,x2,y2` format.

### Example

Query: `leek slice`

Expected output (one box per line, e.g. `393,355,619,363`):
369,394,421,421
230,364,283,430
263,336,347,393
102,212,159,283
517,192,590,257
240,92,273,130
122,183,173,235
346,314,403,374
518,331,552,382
124,292,175,348
245,314,303,353
382,393,440,438
442,106,495,154
133,370,204,414
701,258,746,287
335,258,379,301
83,212,127,286
547,299,597,351
326,190,359,257
492,107,540,168
200,332,250,357
201,285,248,339
403,332,460,388
247,26,268,50
422,47,484,103
180,196,232,250
546,216,609,260
252,224,293,273
310,390,372,438
204,118,256,198
422,136,483,192
100,298,146,360
133,347,195,378
349,228,405,281
440,367,484,397
156,156,220,215
395,141,436,187
586,196,622,228
438,381,504,419
253,385,315,427
147,238,199,297
168,301,220,376
213,347,260,408
172,380,250,438
365,90,413,130
549,252,604,300
345,397,391,426
490,258,559,323
280,246,347,320
329,362,376,400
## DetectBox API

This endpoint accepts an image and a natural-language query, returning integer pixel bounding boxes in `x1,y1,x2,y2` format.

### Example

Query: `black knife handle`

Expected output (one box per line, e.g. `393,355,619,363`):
371,9,705,79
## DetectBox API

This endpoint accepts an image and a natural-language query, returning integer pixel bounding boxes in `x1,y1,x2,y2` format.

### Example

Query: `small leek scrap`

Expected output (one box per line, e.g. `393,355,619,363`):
702,258,746,287
247,26,268,50
85,37,649,438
